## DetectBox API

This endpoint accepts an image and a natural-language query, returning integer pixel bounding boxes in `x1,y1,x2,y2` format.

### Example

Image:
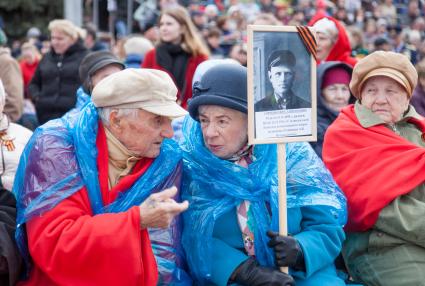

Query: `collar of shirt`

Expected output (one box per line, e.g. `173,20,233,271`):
354,100,423,129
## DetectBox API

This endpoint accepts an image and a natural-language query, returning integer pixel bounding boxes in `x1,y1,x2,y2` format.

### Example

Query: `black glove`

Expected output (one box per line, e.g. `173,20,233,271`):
231,257,295,286
267,230,305,270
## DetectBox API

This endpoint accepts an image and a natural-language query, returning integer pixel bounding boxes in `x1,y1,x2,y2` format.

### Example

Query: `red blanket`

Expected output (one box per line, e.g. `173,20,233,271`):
323,105,425,232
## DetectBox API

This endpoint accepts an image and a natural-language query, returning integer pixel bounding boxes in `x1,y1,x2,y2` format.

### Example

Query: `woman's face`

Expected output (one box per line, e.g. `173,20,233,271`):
316,32,334,61
360,76,409,123
50,29,76,55
198,105,248,159
159,14,183,44
322,83,351,112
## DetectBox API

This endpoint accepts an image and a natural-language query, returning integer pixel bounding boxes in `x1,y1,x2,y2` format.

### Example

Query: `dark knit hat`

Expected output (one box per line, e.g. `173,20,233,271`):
267,49,296,71
188,64,247,120
321,66,351,89
79,51,125,93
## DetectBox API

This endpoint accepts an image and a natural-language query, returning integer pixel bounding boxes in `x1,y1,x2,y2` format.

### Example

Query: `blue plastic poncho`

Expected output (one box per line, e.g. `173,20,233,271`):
13,102,191,285
75,86,90,110
180,116,347,284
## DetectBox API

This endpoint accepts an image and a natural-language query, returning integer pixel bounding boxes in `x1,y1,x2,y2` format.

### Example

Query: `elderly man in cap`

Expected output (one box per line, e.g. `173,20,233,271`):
255,49,310,112
13,68,190,286
72,50,125,110
323,51,425,285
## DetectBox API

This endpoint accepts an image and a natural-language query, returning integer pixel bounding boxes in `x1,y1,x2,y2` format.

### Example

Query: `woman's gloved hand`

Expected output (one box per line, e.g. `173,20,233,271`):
231,257,295,286
267,230,305,270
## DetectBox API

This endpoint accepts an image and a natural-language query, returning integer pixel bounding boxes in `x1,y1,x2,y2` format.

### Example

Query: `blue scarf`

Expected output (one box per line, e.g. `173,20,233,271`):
180,116,346,284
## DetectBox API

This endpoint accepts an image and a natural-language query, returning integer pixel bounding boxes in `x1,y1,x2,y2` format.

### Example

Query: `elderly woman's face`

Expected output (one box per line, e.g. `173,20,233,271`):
360,76,409,123
322,83,351,112
198,105,248,159
316,32,334,61
50,29,76,55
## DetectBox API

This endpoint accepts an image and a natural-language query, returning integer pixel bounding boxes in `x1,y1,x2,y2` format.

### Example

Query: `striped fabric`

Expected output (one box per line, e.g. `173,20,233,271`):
296,26,317,61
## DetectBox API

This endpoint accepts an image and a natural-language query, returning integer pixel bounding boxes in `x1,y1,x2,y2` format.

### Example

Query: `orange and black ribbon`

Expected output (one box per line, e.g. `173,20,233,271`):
0,131,15,151
296,26,317,61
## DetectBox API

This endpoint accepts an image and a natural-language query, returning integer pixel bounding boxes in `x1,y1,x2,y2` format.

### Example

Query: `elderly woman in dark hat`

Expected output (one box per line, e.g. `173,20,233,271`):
323,51,425,285
180,64,347,286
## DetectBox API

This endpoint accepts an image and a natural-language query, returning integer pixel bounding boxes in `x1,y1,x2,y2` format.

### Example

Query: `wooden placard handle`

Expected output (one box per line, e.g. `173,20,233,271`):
277,143,288,273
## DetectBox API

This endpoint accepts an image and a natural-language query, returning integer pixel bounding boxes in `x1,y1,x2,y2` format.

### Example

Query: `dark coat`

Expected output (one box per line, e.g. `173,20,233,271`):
309,62,354,158
0,189,22,286
255,90,310,112
410,85,425,117
29,40,88,124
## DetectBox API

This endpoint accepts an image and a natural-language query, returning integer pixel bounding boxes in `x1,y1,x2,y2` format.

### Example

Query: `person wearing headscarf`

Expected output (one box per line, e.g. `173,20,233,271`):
323,51,425,285
310,62,354,158
142,5,209,109
181,64,346,285
309,16,357,67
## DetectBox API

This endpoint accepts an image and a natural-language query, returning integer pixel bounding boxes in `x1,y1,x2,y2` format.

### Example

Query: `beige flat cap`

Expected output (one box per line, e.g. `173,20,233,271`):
92,68,187,118
350,51,417,98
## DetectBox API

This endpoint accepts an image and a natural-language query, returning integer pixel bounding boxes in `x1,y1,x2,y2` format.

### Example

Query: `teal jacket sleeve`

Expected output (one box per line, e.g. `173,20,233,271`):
293,205,345,279
210,209,249,286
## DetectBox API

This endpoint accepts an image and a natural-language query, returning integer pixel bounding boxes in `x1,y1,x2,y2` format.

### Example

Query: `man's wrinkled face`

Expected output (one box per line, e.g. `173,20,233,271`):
268,64,295,96
110,109,174,158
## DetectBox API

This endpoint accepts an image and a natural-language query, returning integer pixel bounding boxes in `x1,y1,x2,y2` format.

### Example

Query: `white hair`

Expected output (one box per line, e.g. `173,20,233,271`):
98,107,140,126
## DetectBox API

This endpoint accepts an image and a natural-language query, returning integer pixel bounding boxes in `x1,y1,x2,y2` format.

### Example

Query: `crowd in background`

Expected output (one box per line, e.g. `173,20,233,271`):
1,0,425,285
0,0,424,131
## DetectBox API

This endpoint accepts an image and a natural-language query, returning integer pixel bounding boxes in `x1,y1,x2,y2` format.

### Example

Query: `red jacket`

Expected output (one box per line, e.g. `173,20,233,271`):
142,49,208,109
309,15,357,67
20,59,39,90
20,124,158,286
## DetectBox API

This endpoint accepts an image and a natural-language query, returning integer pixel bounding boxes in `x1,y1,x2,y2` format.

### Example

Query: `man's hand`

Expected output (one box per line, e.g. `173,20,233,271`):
139,186,189,229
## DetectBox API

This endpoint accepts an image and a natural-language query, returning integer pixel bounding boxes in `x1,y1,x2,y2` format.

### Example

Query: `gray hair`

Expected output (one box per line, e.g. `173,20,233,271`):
97,107,140,126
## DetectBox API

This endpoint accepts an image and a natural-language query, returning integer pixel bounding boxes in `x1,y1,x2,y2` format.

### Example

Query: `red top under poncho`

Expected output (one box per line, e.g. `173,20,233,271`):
323,105,425,232
20,123,158,286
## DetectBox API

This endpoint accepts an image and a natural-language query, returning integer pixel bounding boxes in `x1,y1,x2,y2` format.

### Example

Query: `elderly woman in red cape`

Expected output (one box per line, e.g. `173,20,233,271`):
323,51,425,285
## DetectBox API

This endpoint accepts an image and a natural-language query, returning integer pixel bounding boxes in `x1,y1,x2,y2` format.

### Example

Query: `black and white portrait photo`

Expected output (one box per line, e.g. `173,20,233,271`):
247,25,317,144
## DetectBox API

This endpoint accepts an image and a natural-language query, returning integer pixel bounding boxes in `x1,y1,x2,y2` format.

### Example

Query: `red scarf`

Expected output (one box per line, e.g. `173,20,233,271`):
323,105,425,232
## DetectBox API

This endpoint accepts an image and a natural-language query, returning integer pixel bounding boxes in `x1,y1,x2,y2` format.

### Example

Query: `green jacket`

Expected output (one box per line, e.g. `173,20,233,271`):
343,102,425,285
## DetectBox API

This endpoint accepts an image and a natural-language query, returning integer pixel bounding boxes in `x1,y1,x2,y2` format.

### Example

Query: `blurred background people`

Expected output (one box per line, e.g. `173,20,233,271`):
18,42,40,130
310,16,357,67
84,23,108,52
142,5,209,109
123,36,154,68
29,19,88,124
410,59,425,116
74,50,125,110
0,29,24,123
